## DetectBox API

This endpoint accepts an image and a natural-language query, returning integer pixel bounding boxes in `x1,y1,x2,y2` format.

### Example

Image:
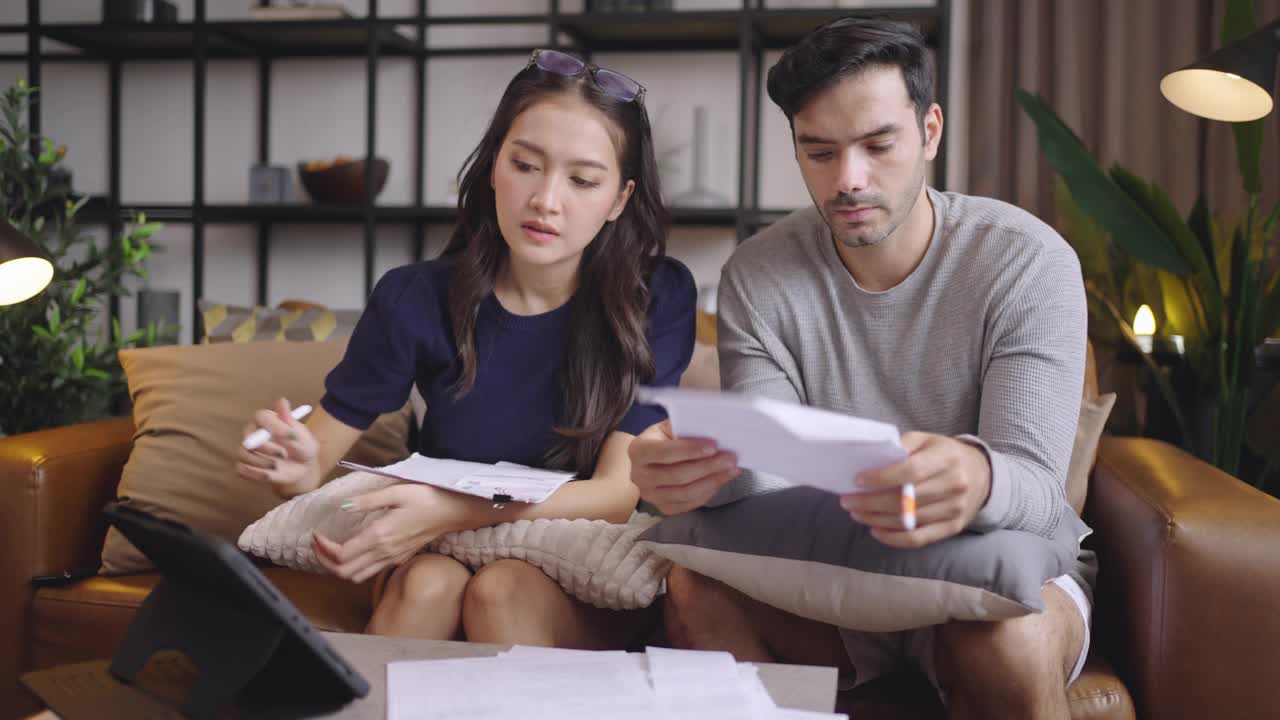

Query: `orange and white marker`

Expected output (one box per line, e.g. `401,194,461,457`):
901,482,917,531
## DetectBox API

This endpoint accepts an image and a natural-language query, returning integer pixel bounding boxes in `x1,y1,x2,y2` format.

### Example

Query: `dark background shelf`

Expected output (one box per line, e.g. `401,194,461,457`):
11,1,949,338
754,8,940,48
12,9,943,58
560,11,744,52
32,20,418,60
79,196,742,227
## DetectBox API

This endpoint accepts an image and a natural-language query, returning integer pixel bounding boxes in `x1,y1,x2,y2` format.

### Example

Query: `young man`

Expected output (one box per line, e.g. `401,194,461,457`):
629,17,1093,720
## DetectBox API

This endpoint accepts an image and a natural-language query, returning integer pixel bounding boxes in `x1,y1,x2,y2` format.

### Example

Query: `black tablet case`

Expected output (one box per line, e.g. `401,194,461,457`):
22,503,370,719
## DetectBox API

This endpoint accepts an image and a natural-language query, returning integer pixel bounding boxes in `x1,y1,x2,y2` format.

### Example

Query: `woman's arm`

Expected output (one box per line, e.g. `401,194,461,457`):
313,430,641,583
449,429,640,527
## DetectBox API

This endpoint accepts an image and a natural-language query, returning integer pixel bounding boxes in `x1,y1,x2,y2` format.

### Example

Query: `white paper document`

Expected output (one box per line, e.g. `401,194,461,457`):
338,453,576,504
637,386,907,495
386,654,655,720
646,646,764,718
386,646,848,720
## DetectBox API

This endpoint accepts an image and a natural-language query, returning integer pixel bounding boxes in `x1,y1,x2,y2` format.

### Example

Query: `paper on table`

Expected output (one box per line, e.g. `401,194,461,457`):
500,645,629,660
387,654,657,720
637,386,907,495
386,646,847,720
646,646,761,718
338,453,576,504
645,647,848,720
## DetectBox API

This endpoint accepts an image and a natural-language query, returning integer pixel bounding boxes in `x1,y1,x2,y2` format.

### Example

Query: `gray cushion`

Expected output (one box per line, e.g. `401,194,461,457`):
638,486,1089,632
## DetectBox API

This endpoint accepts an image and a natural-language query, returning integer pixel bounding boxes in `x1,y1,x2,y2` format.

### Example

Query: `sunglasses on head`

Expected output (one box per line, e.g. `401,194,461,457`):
526,49,646,104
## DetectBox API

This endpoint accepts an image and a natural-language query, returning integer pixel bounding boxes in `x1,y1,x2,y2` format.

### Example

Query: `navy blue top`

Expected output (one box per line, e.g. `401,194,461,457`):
321,255,696,470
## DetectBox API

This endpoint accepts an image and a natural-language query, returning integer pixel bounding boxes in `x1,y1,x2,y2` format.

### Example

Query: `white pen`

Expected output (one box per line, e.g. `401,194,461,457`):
242,404,312,451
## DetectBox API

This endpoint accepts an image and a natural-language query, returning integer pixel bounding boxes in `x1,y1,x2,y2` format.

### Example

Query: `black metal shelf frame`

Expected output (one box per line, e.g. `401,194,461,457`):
10,1,949,337
77,197,740,226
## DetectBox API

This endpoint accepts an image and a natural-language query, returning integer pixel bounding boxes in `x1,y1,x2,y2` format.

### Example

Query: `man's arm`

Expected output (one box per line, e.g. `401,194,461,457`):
962,247,1086,537
845,245,1087,546
716,259,805,405
627,254,803,514
707,259,806,506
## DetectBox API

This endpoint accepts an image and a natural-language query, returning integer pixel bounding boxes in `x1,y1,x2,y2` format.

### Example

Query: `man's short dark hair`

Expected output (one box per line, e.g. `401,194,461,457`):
766,16,935,133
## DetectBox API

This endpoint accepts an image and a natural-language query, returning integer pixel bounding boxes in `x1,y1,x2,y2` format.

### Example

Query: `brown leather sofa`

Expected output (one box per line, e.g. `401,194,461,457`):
4,417,1280,719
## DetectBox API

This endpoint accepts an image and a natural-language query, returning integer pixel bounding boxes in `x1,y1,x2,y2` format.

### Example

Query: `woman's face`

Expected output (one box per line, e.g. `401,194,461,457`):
492,94,635,275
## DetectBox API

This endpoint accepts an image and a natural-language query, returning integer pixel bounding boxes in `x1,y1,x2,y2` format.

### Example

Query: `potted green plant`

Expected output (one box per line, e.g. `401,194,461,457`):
0,80,176,437
1016,0,1279,489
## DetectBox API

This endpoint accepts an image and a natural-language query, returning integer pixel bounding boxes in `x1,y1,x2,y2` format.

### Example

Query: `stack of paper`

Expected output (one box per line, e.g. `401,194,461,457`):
386,646,847,720
339,453,576,504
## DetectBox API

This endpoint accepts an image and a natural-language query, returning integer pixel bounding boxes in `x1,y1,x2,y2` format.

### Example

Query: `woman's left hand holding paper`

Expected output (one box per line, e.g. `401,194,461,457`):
312,483,469,583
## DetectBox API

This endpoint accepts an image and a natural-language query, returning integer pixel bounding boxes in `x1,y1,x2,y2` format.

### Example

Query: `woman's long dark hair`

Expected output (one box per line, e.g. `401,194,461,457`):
443,61,669,476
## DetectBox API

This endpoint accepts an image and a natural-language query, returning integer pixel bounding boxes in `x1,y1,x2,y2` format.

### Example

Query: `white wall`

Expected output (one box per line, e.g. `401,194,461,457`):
1,0,941,343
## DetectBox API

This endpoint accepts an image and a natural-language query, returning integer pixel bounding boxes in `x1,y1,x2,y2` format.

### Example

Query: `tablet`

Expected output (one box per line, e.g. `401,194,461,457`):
102,502,370,711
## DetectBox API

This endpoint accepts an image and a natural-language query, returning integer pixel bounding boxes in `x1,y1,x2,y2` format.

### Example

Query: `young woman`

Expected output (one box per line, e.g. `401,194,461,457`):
236,49,694,649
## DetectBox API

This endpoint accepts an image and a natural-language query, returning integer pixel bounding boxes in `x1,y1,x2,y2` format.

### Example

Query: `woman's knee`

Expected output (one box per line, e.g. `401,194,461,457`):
463,559,544,617
383,553,472,608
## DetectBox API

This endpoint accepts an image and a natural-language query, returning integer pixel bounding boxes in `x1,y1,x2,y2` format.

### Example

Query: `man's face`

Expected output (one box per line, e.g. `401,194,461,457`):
792,65,941,250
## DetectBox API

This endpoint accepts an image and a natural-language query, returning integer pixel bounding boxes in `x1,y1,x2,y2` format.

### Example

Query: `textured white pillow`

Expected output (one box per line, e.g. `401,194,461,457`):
238,470,397,573
237,472,669,610
432,514,668,610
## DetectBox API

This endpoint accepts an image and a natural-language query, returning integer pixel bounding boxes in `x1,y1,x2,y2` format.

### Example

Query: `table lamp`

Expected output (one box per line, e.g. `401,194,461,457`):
0,223,53,306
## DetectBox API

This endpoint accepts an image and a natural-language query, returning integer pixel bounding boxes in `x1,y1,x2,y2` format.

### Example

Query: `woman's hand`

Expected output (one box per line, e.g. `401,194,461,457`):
312,483,470,583
236,397,323,498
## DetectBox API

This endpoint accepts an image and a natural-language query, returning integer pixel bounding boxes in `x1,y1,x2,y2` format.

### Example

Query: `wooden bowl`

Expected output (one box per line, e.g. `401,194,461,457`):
297,157,389,205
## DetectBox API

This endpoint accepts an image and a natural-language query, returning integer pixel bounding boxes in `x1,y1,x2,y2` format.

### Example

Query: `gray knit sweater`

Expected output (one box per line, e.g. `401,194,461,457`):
712,188,1088,545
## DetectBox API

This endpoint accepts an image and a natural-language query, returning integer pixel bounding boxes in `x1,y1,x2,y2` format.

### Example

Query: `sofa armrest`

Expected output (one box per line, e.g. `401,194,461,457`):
0,417,134,718
1085,436,1280,720
0,416,135,577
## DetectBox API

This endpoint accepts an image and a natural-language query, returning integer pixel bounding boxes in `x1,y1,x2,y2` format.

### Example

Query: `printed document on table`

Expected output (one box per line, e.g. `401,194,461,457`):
386,646,848,720
386,653,656,720
637,386,907,495
646,646,762,718
338,453,575,503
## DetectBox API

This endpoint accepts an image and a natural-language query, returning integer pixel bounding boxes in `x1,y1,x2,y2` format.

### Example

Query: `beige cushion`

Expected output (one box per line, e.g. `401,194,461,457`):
238,470,398,573
238,472,670,610
101,338,412,574
640,489,1090,631
678,340,720,391
199,297,430,428
433,513,668,610
1067,392,1116,514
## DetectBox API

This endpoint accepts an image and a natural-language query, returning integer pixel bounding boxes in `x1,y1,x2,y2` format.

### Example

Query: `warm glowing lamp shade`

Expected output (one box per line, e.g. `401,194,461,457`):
1161,19,1280,121
0,224,53,306
1133,304,1157,336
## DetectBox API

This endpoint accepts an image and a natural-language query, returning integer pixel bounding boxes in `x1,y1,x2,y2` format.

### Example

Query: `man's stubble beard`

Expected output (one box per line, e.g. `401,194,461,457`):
823,151,927,251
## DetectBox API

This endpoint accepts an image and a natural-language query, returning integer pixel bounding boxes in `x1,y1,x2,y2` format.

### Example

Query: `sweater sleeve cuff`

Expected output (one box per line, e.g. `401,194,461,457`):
956,434,1011,533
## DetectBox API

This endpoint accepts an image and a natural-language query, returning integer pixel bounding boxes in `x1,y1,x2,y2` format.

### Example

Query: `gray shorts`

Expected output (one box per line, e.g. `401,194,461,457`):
837,574,1092,693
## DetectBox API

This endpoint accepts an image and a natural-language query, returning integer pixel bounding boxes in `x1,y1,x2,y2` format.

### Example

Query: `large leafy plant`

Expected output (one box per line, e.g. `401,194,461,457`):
1016,0,1280,486
0,80,174,437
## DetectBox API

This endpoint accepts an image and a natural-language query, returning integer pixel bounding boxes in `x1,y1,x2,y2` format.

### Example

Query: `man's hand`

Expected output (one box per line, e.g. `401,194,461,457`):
628,420,741,515
839,432,991,548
